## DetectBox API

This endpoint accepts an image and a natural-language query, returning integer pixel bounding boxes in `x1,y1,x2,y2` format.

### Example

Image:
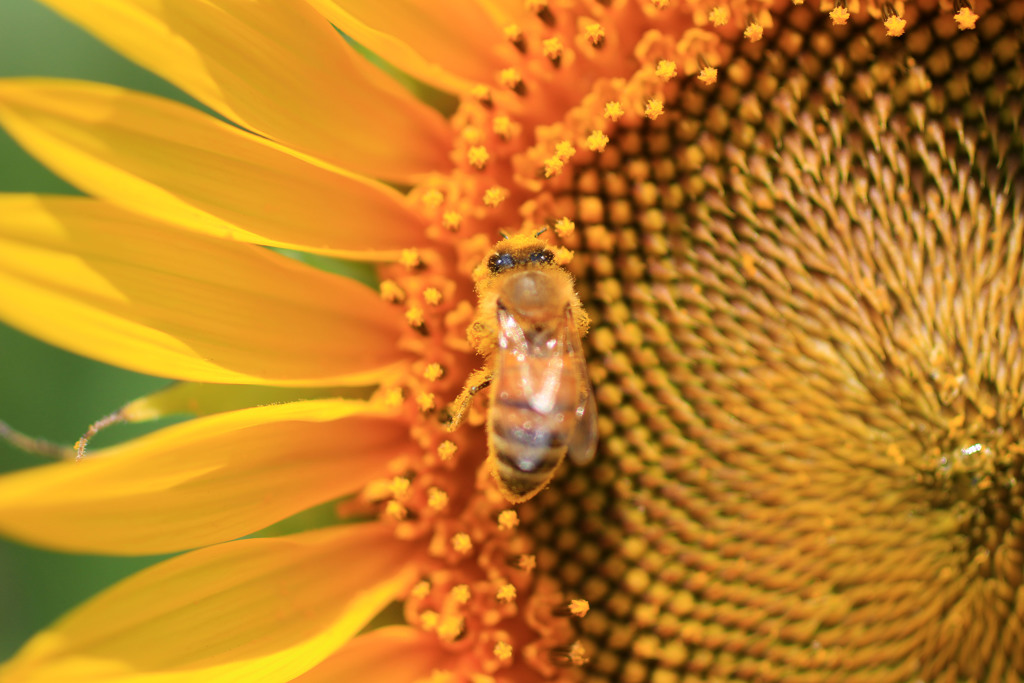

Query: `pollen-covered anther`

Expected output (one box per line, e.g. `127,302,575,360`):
542,37,564,66
416,392,437,413
442,211,462,232
954,2,979,29
467,145,490,170
554,140,576,160
708,6,730,25
583,22,605,48
437,616,465,643
405,306,426,329
492,115,516,140
450,584,471,604
493,641,513,662
744,20,764,41
552,246,573,265
385,500,408,520
603,101,625,121
437,440,458,462
829,1,851,25
504,24,526,51
517,554,537,572
391,476,412,499
399,248,422,269
423,362,445,381
645,98,665,119
427,486,449,510
419,609,440,632
496,583,517,602
382,387,404,408
697,55,718,85
498,68,526,95
451,532,473,554
421,190,444,210
882,3,906,36
553,217,576,236
483,186,510,207
552,641,590,666
544,156,566,178
655,59,677,81
470,84,493,107
497,509,520,530
570,599,590,617
423,288,443,306
379,279,406,303
586,130,609,152
526,0,555,26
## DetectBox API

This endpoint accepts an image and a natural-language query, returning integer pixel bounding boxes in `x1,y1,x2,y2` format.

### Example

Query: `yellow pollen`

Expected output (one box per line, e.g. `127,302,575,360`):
467,145,490,169
493,641,513,662
437,440,457,461
382,387,404,408
586,130,609,152
542,37,563,61
471,85,493,107
883,14,906,36
411,580,431,599
518,554,537,572
385,500,407,520
423,288,443,307
603,101,625,121
544,156,566,178
441,211,462,231
428,486,449,510
645,98,665,119
708,6,730,25
451,532,473,554
492,115,514,139
553,217,576,236
568,641,589,666
829,5,851,24
423,362,444,381
583,22,605,47
655,59,677,80
421,189,444,209
569,599,590,617
483,186,509,207
450,584,471,604
954,6,979,29
698,66,718,85
390,476,411,498
744,21,764,41
503,24,523,44
437,615,464,643
555,140,576,160
497,583,517,602
416,392,436,412
553,246,573,265
379,279,405,303
399,248,421,269
420,609,440,631
498,67,523,91
497,509,520,530
405,306,425,328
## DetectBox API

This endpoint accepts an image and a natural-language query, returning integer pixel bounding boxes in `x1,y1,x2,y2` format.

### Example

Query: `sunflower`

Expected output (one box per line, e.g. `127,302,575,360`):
1,0,1023,680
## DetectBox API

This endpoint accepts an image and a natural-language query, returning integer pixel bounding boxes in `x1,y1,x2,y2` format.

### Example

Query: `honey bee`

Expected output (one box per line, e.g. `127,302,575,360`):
445,235,598,503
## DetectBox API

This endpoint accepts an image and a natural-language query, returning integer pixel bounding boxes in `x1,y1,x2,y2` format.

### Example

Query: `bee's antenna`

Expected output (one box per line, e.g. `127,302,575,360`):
498,230,510,240
534,226,548,238
0,420,76,460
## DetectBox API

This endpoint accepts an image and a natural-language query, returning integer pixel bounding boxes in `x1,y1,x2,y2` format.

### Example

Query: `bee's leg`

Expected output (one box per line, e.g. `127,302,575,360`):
442,368,492,431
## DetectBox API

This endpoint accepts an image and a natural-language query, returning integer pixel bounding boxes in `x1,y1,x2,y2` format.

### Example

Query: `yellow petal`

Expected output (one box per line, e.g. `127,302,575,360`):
305,0,508,92
0,79,428,257
0,195,406,385
2,524,417,683
292,627,443,683
34,0,450,182
0,399,407,555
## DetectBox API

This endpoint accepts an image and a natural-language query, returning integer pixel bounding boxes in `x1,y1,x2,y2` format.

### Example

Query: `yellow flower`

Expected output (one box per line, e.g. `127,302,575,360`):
1,1,1023,683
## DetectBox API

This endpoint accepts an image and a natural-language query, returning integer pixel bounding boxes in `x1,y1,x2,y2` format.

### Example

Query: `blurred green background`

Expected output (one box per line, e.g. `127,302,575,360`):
0,0,198,658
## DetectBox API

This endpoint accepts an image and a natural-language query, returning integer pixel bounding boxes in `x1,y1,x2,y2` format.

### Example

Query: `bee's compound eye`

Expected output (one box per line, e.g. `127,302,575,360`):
528,249,555,264
488,252,516,273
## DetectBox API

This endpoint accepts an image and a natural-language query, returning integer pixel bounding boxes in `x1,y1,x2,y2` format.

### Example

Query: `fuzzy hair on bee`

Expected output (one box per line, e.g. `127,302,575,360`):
445,235,597,504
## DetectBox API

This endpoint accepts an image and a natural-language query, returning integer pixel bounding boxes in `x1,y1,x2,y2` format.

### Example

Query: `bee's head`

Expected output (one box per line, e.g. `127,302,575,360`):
486,237,556,275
